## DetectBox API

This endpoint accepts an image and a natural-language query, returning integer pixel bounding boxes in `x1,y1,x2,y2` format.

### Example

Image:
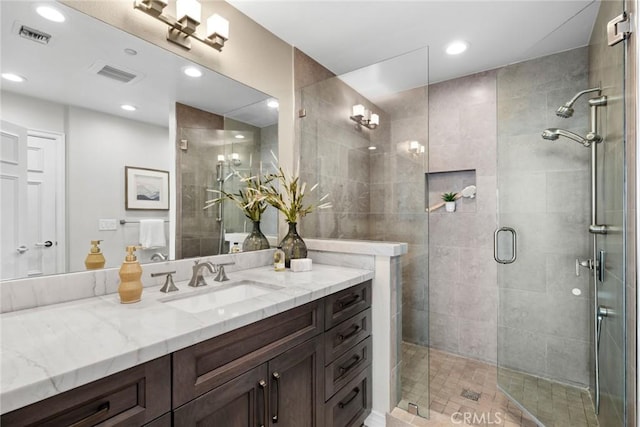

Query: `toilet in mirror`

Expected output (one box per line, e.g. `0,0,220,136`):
0,0,279,281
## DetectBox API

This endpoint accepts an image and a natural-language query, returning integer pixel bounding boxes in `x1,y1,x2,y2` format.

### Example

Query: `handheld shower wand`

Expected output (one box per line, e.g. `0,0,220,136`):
541,128,601,147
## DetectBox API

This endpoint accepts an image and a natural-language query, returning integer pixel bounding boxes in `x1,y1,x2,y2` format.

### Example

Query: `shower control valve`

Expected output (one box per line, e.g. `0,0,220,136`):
575,258,594,277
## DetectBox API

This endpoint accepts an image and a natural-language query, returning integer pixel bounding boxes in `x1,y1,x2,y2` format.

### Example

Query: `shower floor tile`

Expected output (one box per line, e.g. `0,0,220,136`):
395,343,599,427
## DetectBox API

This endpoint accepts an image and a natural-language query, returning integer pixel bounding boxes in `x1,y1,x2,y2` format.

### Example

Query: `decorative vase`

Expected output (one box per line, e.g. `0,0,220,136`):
243,221,271,252
445,201,456,212
280,222,307,268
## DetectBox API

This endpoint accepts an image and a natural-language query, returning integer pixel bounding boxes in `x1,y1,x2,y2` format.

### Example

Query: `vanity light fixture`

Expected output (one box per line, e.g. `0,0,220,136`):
217,154,225,162
134,0,229,51
36,5,66,23
408,140,425,156
121,104,137,111
350,104,379,130
2,73,26,83
230,153,241,166
234,134,245,139
368,146,377,151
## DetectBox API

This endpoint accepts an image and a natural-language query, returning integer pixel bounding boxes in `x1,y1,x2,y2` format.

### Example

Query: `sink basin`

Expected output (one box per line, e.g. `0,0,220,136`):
160,281,280,314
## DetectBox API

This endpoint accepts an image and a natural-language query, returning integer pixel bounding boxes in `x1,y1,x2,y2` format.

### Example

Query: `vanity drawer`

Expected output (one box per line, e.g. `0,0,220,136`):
325,336,372,401
325,308,371,364
324,280,371,331
324,365,371,427
173,299,324,408
1,356,170,427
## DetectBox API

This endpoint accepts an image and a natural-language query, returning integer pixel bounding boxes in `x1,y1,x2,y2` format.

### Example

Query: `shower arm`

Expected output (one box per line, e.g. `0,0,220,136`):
564,87,601,108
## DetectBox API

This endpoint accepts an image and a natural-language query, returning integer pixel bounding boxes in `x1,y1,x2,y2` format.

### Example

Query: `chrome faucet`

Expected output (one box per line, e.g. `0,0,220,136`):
151,252,168,262
188,260,216,287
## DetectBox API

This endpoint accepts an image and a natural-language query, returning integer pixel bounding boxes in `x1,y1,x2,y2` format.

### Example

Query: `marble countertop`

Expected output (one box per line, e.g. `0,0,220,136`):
0,264,374,414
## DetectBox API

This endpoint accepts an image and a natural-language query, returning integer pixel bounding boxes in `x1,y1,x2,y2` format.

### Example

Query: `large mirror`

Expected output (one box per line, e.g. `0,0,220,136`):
0,1,278,280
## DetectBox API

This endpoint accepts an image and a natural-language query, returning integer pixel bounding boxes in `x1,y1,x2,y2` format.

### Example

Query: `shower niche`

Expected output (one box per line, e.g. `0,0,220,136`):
426,169,476,213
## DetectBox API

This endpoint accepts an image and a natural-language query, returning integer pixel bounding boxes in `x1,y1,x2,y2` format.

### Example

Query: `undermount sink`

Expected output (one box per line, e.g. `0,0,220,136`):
160,280,281,314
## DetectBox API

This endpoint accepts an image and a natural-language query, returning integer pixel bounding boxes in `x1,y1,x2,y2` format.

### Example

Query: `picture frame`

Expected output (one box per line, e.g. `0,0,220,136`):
125,166,170,210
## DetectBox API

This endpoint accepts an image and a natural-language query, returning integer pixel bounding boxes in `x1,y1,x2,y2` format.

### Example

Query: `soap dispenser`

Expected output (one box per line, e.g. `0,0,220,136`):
118,245,143,304
84,240,105,270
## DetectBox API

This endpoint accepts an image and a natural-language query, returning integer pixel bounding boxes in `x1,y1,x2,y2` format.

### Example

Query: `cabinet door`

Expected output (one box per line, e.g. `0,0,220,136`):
174,364,269,427
268,335,324,427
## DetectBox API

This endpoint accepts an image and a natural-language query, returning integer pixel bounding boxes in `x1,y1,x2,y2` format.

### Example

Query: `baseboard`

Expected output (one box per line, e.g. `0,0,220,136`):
365,410,386,427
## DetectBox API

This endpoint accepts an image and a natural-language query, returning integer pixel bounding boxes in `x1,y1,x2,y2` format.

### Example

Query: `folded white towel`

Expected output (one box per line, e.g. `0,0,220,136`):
139,219,166,249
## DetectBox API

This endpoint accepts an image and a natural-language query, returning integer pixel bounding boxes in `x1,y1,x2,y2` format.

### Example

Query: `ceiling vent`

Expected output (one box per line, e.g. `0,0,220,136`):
96,65,138,83
18,25,51,45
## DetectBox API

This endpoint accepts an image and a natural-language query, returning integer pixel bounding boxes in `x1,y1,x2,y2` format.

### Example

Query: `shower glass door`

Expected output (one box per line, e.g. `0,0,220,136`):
496,1,626,425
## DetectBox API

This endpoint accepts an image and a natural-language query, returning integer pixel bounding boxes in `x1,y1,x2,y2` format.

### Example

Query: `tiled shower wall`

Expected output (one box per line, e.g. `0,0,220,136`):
426,71,498,362
496,47,592,387
176,102,224,259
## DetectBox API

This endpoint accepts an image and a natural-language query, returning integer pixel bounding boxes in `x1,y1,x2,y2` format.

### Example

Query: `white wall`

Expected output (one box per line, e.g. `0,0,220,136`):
1,91,65,133
2,91,171,272
67,106,170,270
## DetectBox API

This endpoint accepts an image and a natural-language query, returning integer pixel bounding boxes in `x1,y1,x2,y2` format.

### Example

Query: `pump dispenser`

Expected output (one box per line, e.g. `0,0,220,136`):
118,245,143,304
84,240,105,270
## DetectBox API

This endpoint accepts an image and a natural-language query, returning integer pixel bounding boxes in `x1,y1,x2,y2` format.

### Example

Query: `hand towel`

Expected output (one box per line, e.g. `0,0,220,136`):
139,219,166,249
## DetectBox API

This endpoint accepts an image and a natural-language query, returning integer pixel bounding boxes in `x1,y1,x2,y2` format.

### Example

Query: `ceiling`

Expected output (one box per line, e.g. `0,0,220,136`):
228,0,600,99
1,1,278,128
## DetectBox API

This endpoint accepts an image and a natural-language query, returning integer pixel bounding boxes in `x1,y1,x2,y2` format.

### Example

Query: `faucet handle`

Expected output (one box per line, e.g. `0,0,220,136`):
214,264,230,282
151,271,179,293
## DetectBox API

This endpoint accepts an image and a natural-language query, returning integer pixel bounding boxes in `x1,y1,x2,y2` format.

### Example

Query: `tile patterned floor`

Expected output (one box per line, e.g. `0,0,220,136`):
391,343,598,427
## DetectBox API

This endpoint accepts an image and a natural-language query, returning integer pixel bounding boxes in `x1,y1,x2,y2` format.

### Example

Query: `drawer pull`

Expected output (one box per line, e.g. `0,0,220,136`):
69,402,109,427
258,379,267,427
338,387,360,409
339,325,361,342
272,372,280,423
338,355,361,376
337,294,360,309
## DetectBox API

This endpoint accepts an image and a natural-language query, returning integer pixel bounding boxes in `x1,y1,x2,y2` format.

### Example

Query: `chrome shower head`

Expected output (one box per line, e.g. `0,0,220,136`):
555,87,601,118
541,128,593,147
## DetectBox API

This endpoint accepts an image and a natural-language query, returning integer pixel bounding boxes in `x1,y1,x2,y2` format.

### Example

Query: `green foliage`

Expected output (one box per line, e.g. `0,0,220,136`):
441,192,458,202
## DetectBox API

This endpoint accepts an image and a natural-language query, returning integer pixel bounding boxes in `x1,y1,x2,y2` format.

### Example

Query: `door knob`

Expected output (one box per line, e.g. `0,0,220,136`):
16,245,29,254
35,240,53,248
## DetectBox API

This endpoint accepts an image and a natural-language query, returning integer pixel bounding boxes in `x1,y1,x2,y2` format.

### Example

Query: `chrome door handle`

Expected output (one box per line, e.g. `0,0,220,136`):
35,240,53,247
494,227,517,264
16,245,29,254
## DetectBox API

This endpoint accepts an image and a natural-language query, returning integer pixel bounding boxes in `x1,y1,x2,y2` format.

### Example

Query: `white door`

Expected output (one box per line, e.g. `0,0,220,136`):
1,121,28,280
26,132,61,276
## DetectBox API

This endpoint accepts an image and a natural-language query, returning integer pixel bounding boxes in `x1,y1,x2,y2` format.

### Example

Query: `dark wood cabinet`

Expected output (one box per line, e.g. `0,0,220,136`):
174,336,324,427
1,356,171,427
267,335,324,427
174,364,269,427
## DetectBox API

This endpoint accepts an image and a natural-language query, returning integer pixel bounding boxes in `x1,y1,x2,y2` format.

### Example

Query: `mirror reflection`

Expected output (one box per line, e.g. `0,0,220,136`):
0,1,278,280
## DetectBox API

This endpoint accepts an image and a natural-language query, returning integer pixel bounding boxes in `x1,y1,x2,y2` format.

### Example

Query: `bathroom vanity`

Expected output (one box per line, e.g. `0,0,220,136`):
0,264,373,426
1,240,406,427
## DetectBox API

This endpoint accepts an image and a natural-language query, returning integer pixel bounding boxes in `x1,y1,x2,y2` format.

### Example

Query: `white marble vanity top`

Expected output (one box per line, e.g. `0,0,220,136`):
0,264,374,414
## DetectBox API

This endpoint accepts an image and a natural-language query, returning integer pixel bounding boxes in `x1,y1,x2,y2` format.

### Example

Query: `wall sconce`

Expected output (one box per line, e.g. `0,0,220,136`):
134,0,229,51
350,104,379,130
230,153,241,166
408,140,425,156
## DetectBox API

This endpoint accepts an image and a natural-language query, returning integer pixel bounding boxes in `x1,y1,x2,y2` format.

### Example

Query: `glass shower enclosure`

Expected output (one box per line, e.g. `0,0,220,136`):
495,1,627,425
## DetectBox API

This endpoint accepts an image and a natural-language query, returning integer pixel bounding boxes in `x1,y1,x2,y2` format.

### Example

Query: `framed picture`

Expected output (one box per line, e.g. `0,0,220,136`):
125,166,170,210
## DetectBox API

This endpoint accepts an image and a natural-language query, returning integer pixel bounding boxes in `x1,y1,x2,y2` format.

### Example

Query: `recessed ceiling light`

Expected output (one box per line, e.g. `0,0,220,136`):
267,100,279,108
36,5,66,23
235,134,245,139
121,104,137,111
183,66,202,78
2,73,26,83
124,48,138,56
445,40,468,55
